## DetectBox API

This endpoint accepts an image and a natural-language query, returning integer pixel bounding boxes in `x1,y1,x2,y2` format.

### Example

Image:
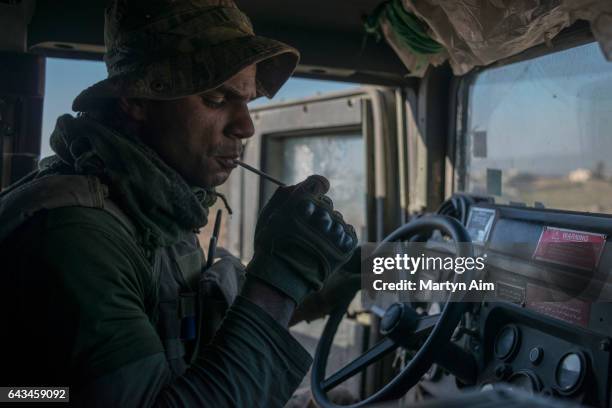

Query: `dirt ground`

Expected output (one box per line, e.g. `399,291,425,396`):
502,177,612,214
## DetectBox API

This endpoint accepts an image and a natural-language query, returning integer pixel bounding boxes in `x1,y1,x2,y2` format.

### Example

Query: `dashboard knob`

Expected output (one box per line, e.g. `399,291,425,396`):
529,347,543,365
380,303,403,335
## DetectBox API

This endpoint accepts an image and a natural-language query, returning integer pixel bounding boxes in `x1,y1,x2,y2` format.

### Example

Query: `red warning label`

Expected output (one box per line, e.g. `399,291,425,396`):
533,227,606,271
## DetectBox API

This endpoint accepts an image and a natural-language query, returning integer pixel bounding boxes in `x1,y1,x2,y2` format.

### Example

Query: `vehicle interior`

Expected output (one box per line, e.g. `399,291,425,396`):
2,1,612,407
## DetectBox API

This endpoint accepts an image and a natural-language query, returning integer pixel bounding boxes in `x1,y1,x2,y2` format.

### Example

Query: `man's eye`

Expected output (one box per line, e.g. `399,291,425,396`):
200,95,226,108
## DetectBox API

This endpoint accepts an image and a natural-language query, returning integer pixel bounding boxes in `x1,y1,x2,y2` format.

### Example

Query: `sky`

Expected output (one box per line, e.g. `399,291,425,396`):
40,58,356,158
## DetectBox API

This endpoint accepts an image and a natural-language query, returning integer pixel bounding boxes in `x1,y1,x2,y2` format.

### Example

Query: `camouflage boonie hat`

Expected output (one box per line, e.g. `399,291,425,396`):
72,0,299,111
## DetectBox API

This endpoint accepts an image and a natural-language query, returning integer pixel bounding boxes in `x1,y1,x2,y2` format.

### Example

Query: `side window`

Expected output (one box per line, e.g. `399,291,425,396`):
264,131,366,241
41,58,107,159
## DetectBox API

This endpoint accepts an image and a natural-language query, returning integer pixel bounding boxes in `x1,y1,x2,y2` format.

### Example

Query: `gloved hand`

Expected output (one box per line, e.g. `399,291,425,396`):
290,247,362,324
245,175,358,304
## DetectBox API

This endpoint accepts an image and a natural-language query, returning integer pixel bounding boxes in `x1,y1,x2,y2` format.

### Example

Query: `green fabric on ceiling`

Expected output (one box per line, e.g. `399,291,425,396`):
364,0,443,56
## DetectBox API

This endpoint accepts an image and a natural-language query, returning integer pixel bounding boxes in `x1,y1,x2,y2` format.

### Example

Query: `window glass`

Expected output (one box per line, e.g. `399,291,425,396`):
461,42,612,213
275,133,366,240
41,58,107,159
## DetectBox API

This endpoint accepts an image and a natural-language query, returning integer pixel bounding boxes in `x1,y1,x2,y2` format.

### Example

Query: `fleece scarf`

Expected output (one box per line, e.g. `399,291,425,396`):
47,114,215,247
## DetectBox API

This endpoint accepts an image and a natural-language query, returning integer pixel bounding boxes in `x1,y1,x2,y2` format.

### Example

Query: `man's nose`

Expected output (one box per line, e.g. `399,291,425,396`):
226,102,255,140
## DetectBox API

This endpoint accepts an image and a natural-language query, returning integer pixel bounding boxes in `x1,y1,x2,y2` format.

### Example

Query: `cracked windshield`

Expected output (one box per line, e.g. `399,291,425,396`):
462,41,612,214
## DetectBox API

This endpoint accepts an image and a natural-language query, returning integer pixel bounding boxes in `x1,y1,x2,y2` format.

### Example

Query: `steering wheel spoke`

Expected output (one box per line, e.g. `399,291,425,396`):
414,313,440,337
322,337,398,392
312,215,474,407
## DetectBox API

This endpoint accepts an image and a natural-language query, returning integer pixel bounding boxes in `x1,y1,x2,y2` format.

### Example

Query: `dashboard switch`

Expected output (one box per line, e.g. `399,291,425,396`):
529,347,543,365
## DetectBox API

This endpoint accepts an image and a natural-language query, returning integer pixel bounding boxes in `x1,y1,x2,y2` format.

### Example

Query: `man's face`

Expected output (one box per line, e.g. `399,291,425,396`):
140,65,257,188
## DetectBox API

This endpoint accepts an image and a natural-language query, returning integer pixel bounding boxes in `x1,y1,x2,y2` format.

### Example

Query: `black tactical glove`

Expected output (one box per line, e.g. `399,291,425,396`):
291,247,362,324
245,175,358,304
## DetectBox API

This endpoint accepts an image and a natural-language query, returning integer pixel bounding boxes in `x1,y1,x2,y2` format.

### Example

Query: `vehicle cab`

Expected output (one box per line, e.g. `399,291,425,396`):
1,1,612,407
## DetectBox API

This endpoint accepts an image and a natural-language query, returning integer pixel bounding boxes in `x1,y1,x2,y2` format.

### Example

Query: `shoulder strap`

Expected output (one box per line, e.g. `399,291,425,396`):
102,196,138,238
0,174,137,241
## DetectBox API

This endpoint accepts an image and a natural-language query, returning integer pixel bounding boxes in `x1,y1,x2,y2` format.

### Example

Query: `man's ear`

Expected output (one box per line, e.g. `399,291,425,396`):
118,97,148,122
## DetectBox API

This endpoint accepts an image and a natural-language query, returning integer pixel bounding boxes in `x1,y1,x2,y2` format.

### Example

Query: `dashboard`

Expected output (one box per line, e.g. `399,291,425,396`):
418,199,612,407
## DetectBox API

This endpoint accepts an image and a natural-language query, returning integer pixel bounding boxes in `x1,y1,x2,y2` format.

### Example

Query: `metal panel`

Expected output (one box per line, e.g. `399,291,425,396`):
0,52,45,97
0,0,35,52
395,88,409,224
417,64,453,211
406,87,427,214
0,52,45,188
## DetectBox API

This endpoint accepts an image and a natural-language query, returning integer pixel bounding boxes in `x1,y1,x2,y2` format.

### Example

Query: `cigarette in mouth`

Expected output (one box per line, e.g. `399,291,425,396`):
233,159,286,187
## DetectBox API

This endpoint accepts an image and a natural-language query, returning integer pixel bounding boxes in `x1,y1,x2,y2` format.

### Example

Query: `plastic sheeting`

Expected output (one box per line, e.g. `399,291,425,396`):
382,0,612,76
565,0,612,59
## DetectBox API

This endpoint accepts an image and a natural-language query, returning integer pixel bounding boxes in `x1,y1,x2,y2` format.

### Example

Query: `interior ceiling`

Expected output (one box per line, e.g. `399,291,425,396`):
25,0,410,86
237,0,381,34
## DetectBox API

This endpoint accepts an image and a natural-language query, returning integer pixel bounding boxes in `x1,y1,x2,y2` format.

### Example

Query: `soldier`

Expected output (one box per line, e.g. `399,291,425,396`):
0,0,360,406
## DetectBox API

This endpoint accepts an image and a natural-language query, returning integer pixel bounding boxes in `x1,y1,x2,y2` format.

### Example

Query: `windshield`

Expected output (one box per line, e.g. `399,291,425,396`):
459,41,612,214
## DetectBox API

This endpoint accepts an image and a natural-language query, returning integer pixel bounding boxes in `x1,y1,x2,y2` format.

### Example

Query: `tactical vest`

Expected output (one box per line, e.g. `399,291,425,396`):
0,173,241,377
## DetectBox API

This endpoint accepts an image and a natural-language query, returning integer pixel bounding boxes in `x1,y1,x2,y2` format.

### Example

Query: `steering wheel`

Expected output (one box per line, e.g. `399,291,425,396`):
312,215,474,407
